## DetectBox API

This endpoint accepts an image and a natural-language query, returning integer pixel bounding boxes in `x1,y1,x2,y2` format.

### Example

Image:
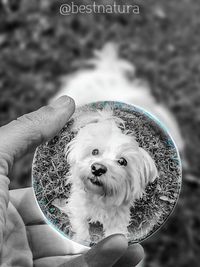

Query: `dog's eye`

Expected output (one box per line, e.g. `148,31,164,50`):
118,157,127,166
92,149,99,155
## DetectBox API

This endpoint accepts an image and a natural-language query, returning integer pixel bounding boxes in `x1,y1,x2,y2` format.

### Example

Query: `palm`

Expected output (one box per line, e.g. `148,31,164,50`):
10,188,143,267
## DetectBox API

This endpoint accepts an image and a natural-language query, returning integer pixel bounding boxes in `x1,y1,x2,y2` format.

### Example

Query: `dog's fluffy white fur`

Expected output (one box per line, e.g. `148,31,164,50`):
51,43,184,243
52,43,184,151
64,108,158,242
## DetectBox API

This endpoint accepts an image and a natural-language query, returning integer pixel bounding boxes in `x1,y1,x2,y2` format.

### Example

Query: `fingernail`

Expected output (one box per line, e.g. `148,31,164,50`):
50,95,75,109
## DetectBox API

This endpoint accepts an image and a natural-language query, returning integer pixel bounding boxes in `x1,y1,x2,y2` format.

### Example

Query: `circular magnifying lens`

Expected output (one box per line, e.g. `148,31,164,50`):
32,101,182,246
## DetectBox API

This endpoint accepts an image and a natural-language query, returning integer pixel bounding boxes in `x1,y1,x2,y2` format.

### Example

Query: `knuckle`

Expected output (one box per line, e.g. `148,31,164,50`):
0,151,12,175
15,113,45,142
40,105,54,114
17,113,35,125
17,105,53,126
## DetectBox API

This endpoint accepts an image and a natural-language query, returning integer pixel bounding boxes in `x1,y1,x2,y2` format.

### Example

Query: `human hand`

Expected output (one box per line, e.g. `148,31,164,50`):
11,187,144,267
0,96,144,267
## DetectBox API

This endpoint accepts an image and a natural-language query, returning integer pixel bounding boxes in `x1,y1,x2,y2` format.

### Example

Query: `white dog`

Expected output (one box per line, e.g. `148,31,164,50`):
65,107,158,242
52,43,184,151
51,43,184,244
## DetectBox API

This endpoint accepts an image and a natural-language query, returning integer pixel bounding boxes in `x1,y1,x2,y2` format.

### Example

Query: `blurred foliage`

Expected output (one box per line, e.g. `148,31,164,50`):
0,0,200,266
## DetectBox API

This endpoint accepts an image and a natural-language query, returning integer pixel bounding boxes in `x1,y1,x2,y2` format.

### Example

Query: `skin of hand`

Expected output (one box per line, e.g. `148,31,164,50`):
0,96,144,267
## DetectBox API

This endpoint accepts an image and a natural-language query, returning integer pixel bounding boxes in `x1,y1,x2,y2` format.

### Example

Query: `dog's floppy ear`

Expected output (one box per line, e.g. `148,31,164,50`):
138,147,158,187
65,138,77,164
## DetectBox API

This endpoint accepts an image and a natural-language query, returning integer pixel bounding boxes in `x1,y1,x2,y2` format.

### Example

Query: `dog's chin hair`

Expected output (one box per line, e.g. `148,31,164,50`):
103,182,132,207
70,170,141,207
105,178,145,206
66,159,147,206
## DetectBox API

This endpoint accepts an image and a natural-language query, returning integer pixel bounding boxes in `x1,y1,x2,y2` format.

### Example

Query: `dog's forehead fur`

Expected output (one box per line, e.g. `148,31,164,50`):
80,120,120,138
75,120,138,156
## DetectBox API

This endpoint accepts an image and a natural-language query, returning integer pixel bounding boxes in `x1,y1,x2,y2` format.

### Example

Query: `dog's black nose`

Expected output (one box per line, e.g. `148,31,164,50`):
91,163,107,176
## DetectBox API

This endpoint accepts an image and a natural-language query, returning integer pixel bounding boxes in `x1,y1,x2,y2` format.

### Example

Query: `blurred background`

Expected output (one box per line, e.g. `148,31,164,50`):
0,0,200,266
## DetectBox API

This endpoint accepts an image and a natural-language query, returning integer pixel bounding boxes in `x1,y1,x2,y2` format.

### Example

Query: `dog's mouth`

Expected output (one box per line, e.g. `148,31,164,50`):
89,177,103,187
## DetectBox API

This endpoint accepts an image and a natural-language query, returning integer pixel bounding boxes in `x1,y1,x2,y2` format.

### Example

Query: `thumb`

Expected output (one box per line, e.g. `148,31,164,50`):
0,96,75,175
65,234,128,267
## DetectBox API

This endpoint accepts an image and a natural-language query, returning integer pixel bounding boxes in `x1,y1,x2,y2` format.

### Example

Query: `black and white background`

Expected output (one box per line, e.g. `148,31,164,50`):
0,0,200,266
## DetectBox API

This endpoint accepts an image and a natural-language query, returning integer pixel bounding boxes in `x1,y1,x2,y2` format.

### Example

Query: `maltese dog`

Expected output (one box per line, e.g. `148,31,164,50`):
65,107,158,242
52,42,184,151
50,43,184,267
51,43,184,245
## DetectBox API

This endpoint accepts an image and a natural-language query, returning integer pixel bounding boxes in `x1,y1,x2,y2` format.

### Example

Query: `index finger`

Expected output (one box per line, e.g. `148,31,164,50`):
0,96,75,176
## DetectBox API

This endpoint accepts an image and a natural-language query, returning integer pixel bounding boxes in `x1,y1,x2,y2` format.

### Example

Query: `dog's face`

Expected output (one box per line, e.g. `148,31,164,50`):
66,109,158,206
